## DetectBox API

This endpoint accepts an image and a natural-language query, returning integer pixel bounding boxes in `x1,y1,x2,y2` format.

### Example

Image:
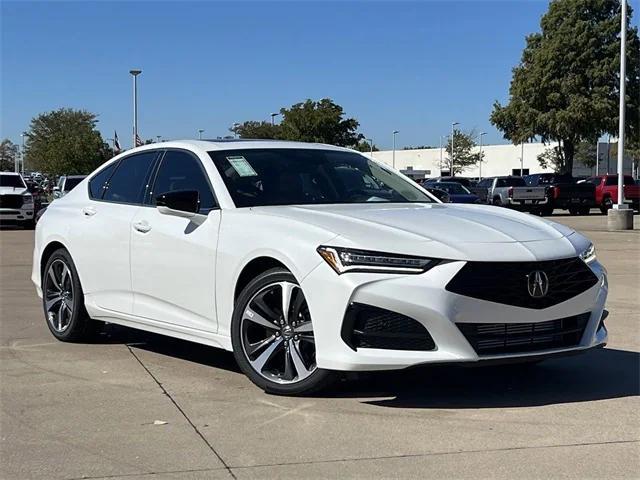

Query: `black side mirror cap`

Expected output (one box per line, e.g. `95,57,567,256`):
156,190,199,218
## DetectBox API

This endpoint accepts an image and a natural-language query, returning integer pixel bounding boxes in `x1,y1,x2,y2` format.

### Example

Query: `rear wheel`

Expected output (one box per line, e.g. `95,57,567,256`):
42,249,96,341
600,196,613,214
231,268,335,395
578,206,590,215
568,207,579,216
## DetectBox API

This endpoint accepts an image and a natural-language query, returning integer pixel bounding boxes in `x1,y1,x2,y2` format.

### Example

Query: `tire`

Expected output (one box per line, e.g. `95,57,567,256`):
492,196,502,206
231,268,336,395
540,207,554,216
42,248,97,342
600,196,613,214
568,207,579,216
578,207,590,216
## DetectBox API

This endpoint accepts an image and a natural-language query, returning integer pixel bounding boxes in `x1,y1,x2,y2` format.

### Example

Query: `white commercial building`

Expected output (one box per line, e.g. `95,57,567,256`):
370,142,634,179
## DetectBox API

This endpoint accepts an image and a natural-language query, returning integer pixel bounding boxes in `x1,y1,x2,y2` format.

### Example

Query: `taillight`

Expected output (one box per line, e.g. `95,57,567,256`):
552,186,560,199
508,187,514,198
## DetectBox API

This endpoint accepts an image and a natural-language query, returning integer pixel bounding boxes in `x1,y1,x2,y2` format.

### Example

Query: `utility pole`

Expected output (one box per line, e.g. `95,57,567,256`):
129,69,142,147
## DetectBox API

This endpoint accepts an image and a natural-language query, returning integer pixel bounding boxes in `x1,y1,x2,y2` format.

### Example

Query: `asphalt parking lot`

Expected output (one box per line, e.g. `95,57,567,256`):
1,213,639,480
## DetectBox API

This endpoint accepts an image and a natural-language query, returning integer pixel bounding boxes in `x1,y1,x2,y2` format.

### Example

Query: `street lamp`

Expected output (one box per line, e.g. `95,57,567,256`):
156,135,162,143
615,0,628,210
392,130,399,168
20,132,27,173
478,132,487,179
451,122,459,176
366,138,374,156
439,135,446,171
270,113,280,126
129,69,142,147
198,129,204,140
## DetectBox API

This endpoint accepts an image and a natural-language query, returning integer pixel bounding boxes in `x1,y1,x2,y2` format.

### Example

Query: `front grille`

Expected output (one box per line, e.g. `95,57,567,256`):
457,313,590,356
342,303,436,351
0,194,24,209
445,257,598,309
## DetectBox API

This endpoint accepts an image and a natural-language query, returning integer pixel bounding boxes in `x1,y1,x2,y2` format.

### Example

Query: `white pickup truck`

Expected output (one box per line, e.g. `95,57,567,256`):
0,172,35,228
479,176,548,212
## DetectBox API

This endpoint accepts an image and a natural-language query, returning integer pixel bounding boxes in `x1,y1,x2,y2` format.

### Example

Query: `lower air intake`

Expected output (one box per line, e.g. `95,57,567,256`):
342,303,436,351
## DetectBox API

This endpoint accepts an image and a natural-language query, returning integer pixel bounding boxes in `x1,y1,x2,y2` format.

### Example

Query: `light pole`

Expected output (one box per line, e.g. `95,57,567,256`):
392,130,399,168
198,129,204,140
20,132,27,173
129,69,142,147
270,113,280,126
520,142,525,176
156,135,162,143
478,132,486,179
440,135,446,172
596,138,600,176
451,122,459,176
366,138,374,156
615,0,627,210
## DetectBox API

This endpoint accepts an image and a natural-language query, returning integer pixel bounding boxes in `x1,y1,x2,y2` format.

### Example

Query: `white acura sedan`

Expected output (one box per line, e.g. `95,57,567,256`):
32,140,608,394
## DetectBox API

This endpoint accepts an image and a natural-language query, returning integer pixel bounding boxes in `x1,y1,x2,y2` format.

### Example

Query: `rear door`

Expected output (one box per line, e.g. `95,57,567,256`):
72,151,159,313
130,149,221,332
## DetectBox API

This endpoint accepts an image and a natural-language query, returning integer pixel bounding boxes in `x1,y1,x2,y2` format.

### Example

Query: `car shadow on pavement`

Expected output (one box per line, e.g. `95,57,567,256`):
95,324,638,408
332,348,639,408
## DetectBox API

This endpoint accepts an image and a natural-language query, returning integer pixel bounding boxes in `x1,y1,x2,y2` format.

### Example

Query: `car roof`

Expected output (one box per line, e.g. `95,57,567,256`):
123,139,353,154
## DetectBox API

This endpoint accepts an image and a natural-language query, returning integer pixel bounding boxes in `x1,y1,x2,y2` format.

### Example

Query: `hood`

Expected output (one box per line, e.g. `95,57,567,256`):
252,203,581,261
0,186,28,195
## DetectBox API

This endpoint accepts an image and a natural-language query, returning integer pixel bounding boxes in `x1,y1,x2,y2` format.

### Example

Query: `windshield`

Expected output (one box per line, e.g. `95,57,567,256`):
0,175,26,188
64,177,84,191
436,182,469,194
209,149,434,207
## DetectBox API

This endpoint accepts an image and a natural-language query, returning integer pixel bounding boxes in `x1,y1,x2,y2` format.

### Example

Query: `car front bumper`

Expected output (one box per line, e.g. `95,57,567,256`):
0,207,34,222
302,258,607,371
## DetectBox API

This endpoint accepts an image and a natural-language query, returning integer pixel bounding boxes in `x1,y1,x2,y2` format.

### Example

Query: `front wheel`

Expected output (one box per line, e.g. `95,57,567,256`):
231,268,336,395
600,196,613,214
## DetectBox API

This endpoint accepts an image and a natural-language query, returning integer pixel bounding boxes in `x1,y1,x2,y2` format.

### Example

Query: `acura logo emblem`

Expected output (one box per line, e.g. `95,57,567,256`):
527,270,549,298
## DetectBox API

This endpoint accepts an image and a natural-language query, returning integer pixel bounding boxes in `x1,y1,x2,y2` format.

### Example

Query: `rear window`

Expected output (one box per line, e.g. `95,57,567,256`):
64,177,85,192
497,177,526,187
102,152,158,204
89,161,119,199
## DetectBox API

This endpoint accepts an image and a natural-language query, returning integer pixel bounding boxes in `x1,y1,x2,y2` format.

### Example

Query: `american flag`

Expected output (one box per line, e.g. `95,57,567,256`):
135,134,143,147
114,131,121,152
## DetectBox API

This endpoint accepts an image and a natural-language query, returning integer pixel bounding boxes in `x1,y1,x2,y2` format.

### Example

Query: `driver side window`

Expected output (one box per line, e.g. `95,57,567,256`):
150,150,217,214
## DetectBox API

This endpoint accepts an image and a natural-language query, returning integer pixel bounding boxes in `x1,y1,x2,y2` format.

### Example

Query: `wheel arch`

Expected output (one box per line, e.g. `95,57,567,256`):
234,256,290,302
40,240,69,278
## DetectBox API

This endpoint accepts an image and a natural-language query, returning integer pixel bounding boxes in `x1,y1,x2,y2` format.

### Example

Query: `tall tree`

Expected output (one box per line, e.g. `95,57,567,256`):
490,0,640,174
0,139,19,172
444,129,484,175
278,98,363,147
24,108,110,176
354,140,379,152
235,121,282,139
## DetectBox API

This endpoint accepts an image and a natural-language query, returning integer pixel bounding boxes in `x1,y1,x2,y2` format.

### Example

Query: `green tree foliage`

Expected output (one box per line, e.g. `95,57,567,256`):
403,145,433,150
490,0,640,174
234,99,364,147
353,140,379,152
24,108,110,176
0,139,19,172
444,129,484,175
235,121,281,139
574,141,598,169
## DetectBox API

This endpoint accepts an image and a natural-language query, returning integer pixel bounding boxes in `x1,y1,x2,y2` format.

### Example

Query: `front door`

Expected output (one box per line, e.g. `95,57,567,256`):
130,149,220,332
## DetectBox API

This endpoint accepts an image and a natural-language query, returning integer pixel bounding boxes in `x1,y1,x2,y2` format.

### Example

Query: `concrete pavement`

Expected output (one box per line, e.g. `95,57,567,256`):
1,214,638,479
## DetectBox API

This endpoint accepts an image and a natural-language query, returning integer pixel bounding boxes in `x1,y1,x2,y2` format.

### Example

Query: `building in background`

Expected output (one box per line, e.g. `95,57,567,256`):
370,142,634,180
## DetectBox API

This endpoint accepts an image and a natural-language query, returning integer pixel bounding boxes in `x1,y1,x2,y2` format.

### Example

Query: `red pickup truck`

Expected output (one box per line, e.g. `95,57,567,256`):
584,175,640,213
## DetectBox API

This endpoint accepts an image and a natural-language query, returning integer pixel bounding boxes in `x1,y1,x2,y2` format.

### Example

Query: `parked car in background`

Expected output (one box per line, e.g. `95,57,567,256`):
53,175,86,199
427,181,481,204
524,173,595,216
477,176,548,212
31,140,608,395
424,176,486,201
0,172,35,228
584,174,640,213
422,186,450,203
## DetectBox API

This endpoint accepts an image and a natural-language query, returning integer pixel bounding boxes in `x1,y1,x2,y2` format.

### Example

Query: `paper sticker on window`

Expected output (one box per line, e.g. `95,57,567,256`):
227,156,258,177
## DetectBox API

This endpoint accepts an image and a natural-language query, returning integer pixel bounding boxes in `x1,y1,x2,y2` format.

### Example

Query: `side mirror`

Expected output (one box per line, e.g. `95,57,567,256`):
156,190,199,218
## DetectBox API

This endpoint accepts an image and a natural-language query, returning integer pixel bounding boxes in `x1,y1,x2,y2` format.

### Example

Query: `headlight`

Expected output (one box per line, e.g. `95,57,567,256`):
317,246,439,274
579,243,596,264
22,193,33,203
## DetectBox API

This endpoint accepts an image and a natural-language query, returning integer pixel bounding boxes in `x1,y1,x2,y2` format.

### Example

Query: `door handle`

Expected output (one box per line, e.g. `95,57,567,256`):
133,220,152,233
82,206,97,217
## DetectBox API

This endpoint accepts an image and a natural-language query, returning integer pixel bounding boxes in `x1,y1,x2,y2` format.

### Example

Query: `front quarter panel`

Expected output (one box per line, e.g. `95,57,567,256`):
215,208,339,338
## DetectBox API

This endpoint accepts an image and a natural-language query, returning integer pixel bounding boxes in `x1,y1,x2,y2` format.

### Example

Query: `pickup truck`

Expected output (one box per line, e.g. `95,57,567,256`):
476,176,548,212
0,172,35,228
584,174,640,214
523,173,595,216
